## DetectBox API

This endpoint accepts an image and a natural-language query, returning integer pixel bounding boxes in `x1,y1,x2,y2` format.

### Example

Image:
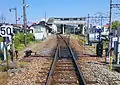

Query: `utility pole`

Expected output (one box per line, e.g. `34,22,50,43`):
1,14,4,24
23,0,27,47
87,14,90,31
108,0,112,64
45,12,46,23
87,14,90,45
15,8,17,26
108,0,120,65
100,16,103,27
109,0,112,33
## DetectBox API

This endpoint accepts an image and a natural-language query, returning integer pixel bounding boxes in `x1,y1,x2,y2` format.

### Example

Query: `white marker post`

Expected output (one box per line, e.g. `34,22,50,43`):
3,38,6,61
118,37,120,64
0,25,14,61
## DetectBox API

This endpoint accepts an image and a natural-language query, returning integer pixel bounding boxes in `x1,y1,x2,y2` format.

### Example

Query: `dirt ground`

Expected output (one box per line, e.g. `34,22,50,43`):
18,35,57,59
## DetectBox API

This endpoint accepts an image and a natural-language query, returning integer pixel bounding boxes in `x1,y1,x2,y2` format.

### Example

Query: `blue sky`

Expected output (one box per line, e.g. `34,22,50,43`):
0,0,120,24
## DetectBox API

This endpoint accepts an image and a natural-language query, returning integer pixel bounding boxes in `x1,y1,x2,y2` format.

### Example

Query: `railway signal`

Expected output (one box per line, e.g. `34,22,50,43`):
96,29,103,57
96,42,103,57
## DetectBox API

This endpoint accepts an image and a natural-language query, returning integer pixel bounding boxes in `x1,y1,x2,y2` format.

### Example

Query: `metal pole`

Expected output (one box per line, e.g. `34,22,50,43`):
13,8,17,61
3,37,6,61
5,37,9,69
87,14,90,32
15,8,17,26
11,35,15,61
87,14,90,45
3,37,9,69
117,37,120,64
45,12,46,22
23,0,27,47
101,16,103,27
109,0,112,33
116,36,119,64
1,14,4,24
63,24,65,34
108,0,112,61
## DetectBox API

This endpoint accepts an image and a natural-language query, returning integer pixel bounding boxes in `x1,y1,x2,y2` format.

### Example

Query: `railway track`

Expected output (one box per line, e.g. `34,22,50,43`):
45,35,86,85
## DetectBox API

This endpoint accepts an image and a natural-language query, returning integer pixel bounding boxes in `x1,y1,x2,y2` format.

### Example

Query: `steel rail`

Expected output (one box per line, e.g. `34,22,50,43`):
45,44,59,85
46,34,86,85
68,45,86,85
59,34,86,85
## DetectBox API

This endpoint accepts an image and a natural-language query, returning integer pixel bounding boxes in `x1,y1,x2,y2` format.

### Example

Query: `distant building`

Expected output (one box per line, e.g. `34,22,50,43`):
30,21,52,40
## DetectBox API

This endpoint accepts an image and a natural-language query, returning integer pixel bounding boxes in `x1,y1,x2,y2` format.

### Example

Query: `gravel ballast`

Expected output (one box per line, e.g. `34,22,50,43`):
79,59,120,85
7,57,52,85
6,35,57,85
70,36,120,85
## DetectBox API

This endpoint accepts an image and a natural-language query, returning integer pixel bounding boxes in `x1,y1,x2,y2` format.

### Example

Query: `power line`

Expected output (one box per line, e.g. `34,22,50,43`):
87,12,109,26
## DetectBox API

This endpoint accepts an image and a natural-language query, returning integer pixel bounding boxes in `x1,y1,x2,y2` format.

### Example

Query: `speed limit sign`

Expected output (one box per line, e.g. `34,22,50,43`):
0,25,14,37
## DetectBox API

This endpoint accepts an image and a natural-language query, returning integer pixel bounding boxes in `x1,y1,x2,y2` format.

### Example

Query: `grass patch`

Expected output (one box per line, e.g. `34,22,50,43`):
19,63,24,68
16,44,25,51
0,65,8,72
18,61,28,68
71,34,87,44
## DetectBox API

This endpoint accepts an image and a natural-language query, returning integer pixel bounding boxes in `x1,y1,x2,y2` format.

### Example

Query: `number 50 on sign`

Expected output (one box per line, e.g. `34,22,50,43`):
0,25,13,37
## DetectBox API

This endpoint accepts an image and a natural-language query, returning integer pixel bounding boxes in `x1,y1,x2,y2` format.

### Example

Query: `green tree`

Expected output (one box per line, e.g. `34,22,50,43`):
112,21,120,30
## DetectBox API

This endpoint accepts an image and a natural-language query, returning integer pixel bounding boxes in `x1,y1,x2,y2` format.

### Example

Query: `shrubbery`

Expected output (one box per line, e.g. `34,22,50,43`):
14,33,35,50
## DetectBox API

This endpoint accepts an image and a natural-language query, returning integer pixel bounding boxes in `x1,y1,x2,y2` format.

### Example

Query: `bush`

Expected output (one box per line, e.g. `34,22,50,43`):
14,33,24,46
26,33,35,43
14,33,35,50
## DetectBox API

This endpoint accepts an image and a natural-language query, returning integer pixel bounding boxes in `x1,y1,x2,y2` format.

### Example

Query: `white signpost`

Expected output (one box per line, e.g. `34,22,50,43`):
112,37,118,48
89,33,99,42
0,25,13,37
0,25,13,61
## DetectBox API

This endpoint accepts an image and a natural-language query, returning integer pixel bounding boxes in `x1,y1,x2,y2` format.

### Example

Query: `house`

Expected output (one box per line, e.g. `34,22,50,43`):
29,21,52,40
